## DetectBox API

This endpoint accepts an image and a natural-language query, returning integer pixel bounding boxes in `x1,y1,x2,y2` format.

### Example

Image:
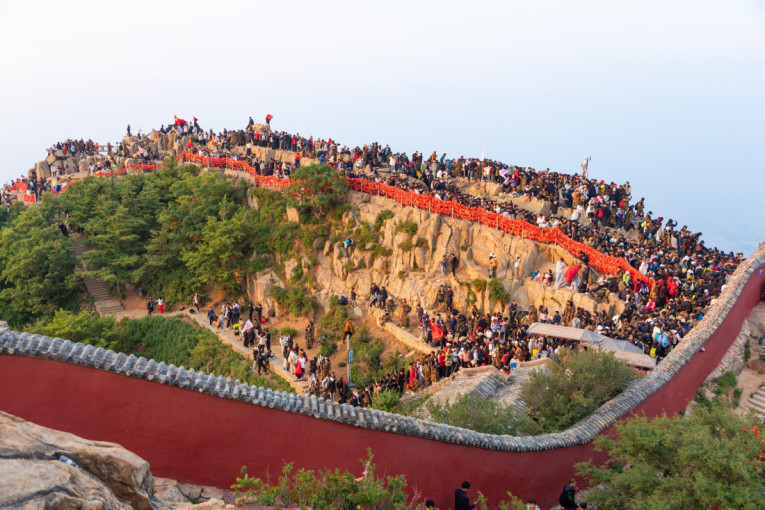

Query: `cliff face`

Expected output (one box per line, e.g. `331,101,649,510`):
249,190,623,320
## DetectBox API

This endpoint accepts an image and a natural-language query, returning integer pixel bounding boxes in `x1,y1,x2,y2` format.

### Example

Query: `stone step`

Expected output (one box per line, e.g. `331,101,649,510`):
748,393,765,408
750,402,765,417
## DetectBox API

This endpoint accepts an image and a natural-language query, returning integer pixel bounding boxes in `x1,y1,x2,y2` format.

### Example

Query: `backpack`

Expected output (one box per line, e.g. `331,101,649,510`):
338,295,348,306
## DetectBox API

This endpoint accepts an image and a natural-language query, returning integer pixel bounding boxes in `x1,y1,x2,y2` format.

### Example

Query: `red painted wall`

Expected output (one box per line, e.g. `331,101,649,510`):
1,265,762,509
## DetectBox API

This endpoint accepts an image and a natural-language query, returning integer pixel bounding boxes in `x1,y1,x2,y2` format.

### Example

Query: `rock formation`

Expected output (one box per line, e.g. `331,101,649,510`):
0,411,170,510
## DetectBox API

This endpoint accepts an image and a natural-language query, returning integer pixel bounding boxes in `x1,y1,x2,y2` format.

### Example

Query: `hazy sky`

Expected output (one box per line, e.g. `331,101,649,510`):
1,1,763,254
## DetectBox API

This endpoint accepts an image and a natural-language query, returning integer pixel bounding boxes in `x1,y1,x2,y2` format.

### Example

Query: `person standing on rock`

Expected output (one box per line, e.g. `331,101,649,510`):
513,254,521,279
554,257,566,288
441,254,448,275
450,253,459,277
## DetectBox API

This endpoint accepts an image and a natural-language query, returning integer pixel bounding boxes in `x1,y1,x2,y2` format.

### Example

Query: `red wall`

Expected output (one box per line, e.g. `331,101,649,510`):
1,264,762,509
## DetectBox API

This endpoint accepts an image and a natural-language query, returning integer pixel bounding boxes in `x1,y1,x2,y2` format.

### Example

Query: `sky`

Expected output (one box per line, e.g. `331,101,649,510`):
1,0,763,255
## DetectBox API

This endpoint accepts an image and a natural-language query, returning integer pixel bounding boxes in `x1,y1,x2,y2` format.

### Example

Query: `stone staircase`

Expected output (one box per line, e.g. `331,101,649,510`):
68,238,125,316
746,386,765,418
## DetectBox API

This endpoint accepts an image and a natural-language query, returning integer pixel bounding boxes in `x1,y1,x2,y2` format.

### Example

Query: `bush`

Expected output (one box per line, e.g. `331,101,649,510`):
373,210,394,231
397,238,413,251
232,449,413,509
414,237,429,249
394,220,418,235
472,278,488,293
488,278,509,304
269,284,315,317
26,311,292,393
427,393,540,435
521,348,635,432
319,339,338,357
371,390,401,413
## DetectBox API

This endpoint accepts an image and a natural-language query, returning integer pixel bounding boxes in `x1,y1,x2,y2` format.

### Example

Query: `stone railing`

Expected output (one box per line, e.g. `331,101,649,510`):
2,244,763,452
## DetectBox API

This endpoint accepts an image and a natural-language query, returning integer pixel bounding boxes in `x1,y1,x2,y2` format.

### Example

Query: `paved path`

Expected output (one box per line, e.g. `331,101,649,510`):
114,306,308,394
67,237,124,316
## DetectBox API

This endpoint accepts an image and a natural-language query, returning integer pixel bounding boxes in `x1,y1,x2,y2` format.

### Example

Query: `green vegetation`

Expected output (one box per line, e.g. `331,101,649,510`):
269,284,315,317
0,196,80,327
0,161,351,331
521,349,635,432
472,278,488,293
414,237,429,249
285,164,348,216
373,210,394,231
25,311,291,392
370,390,401,413
232,450,413,509
488,278,509,307
427,393,540,436
421,350,635,435
577,402,765,510
350,327,407,387
394,220,418,235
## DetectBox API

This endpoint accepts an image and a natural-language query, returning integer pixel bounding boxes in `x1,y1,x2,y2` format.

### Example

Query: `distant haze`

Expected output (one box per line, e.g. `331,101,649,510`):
1,1,763,254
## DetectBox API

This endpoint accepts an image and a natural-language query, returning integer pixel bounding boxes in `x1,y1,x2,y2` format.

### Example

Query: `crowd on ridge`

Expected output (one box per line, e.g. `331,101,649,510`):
5,116,745,406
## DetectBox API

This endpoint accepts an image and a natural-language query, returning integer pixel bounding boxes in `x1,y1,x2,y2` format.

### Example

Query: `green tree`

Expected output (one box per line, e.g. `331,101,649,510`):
285,164,348,216
25,310,120,349
577,403,765,509
182,201,259,296
0,207,79,326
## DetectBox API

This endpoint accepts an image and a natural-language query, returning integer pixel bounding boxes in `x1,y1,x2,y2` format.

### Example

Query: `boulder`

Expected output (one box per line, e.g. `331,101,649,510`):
0,458,132,509
286,207,300,224
0,411,170,510
37,159,51,178
246,269,284,318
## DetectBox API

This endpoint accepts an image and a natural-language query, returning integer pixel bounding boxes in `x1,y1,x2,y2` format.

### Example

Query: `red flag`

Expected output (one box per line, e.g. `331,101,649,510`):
266,114,273,121
193,117,197,123
430,320,443,343
187,140,192,148
174,115,180,125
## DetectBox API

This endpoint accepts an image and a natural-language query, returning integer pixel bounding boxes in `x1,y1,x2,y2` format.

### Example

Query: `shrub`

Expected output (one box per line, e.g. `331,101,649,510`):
398,238,413,251
394,220,418,235
488,278,509,305
371,390,401,413
269,284,315,317
373,210,394,231
427,393,540,435
472,278,488,293
414,237,429,249
280,326,298,338
232,450,413,509
319,339,337,357
521,348,635,432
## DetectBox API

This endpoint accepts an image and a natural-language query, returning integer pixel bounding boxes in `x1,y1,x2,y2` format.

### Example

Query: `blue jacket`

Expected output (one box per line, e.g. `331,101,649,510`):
454,488,474,510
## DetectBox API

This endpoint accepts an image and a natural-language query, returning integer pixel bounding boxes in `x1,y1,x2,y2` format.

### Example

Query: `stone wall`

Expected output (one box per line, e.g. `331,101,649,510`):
2,243,763,453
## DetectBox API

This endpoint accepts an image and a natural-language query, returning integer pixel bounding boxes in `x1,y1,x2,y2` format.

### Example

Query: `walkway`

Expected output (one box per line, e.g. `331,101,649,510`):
67,237,124,316
112,306,308,394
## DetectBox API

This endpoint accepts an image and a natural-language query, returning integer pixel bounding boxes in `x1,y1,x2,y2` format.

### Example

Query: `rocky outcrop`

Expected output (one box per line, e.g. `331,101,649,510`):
245,269,284,318
0,411,170,510
309,192,606,317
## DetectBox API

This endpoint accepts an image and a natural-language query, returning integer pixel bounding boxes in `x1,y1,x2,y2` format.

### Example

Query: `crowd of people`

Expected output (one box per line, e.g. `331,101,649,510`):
7,116,745,410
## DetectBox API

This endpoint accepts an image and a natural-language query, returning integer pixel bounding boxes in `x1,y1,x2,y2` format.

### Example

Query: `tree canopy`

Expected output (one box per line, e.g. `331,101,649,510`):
577,403,765,509
285,164,348,216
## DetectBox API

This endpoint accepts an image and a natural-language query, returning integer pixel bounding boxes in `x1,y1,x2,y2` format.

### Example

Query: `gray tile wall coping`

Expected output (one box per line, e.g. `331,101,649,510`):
1,244,763,452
